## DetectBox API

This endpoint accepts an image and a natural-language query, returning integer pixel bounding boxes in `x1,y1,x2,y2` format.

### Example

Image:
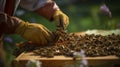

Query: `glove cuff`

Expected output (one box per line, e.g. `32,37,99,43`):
15,21,28,35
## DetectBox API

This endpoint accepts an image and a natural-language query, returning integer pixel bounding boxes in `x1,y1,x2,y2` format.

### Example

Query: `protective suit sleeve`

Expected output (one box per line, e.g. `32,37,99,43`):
20,0,59,20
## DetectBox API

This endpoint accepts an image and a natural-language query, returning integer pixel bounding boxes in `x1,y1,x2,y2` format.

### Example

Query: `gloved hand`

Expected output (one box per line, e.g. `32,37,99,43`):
53,10,69,30
15,21,56,46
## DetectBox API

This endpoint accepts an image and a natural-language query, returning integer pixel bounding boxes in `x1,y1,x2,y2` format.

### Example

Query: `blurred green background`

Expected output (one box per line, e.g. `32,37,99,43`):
3,0,120,66
16,0,120,32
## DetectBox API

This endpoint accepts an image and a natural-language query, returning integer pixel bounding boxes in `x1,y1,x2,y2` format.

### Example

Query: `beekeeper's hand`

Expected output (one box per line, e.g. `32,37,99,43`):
53,10,69,30
15,21,56,46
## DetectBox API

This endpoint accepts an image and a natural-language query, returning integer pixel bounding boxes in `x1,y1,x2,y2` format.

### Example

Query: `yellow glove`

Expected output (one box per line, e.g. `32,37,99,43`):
15,21,55,46
53,10,69,30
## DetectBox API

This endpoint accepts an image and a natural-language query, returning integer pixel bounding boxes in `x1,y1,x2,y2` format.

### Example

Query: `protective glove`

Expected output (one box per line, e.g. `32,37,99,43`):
15,21,56,46
53,10,69,30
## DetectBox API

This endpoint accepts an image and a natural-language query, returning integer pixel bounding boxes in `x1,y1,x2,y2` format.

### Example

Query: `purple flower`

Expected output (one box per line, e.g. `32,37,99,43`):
100,4,112,18
80,49,88,67
3,37,13,44
73,49,88,67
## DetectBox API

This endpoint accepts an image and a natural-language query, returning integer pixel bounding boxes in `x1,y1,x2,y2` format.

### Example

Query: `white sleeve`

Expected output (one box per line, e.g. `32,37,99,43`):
20,0,52,11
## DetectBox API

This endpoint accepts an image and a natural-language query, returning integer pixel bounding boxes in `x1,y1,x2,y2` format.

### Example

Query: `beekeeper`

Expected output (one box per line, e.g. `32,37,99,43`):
0,0,69,67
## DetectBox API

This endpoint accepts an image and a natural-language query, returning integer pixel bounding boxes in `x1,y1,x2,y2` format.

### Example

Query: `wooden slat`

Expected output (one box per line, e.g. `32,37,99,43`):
13,51,120,67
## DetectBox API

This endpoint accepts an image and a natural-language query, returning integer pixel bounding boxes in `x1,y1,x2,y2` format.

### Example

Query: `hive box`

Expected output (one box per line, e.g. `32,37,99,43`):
13,30,120,67
13,51,120,67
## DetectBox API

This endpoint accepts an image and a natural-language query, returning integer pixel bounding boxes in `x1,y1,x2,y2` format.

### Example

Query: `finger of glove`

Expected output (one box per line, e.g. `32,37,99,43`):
40,25,54,43
43,29,59,45
54,15,61,27
66,16,69,28
54,15,66,30
34,24,54,45
60,15,69,29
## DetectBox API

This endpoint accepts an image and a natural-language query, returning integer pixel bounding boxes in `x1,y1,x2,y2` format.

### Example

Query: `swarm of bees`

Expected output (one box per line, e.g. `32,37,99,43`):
14,31,120,58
